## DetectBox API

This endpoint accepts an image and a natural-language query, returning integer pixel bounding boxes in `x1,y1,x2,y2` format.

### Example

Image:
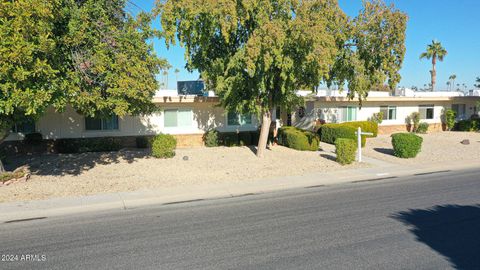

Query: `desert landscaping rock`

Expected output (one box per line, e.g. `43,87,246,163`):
0,144,364,202
460,139,470,145
363,132,480,165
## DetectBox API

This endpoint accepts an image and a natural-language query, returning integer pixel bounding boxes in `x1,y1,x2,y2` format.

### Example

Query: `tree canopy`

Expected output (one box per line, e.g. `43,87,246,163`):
156,0,407,156
0,0,168,142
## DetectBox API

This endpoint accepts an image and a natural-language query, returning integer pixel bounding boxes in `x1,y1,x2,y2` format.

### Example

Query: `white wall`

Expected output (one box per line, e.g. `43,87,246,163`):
5,103,259,141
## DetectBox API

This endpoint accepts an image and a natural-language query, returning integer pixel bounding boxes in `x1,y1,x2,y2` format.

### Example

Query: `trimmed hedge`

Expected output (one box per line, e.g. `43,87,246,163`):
56,138,122,153
335,138,357,165
391,133,423,158
152,134,177,158
454,119,480,131
341,121,378,137
277,126,320,151
318,124,366,147
216,131,260,147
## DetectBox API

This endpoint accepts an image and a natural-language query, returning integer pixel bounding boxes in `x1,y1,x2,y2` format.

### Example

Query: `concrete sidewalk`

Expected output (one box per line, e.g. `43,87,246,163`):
0,157,477,223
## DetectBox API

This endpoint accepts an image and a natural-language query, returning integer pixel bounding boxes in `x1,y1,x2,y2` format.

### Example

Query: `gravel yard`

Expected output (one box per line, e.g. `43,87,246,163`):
363,131,480,165
0,143,364,202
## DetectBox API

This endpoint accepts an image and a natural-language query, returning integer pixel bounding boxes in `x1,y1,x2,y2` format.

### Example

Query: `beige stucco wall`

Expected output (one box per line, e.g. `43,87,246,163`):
5,103,259,141
291,98,479,131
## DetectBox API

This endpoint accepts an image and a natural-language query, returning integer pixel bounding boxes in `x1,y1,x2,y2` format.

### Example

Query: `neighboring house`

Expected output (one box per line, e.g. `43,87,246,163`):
4,88,480,147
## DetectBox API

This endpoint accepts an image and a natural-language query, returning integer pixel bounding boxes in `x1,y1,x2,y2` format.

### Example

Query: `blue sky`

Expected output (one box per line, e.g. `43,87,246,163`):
133,0,480,91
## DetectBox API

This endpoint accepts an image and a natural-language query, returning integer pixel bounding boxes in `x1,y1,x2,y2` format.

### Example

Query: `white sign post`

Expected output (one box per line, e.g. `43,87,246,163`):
357,127,373,162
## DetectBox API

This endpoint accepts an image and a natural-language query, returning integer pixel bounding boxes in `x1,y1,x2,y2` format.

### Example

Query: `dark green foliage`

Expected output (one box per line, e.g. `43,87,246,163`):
407,112,420,132
444,109,456,131
455,119,480,131
416,122,429,134
250,131,260,146
56,138,122,154
203,130,219,147
318,124,366,147
151,134,176,158
335,138,357,165
391,133,423,158
135,136,150,149
24,132,43,145
222,133,239,147
277,126,319,151
238,132,252,146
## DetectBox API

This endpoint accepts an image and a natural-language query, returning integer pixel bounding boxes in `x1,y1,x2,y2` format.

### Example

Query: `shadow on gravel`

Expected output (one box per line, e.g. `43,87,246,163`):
392,204,480,270
373,147,395,156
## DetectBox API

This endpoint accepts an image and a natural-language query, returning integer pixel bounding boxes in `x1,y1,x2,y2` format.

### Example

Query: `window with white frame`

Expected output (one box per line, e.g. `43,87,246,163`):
85,115,119,131
12,120,36,134
341,106,357,122
419,105,434,120
227,112,252,126
380,106,397,120
164,109,193,128
451,104,466,120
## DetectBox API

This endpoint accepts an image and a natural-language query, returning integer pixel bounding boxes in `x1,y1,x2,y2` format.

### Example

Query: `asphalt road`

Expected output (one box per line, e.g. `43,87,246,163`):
1,168,480,270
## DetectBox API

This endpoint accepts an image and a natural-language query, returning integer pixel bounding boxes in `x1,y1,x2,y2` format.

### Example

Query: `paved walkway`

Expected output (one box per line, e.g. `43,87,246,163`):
0,156,477,223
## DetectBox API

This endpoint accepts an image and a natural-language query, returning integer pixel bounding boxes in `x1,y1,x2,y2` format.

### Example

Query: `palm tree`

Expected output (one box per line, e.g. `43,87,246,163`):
446,81,451,91
475,77,480,88
420,40,448,91
448,74,456,91
174,68,180,88
162,70,169,89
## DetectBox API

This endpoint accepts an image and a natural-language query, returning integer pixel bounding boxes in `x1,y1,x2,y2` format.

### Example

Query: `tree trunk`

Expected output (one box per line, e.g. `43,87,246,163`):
0,125,10,174
431,58,437,91
256,108,273,158
0,160,5,174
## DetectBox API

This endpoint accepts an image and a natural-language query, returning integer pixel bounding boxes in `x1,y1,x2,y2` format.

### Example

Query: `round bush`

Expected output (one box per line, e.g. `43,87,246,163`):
391,133,423,158
416,122,429,134
277,126,319,151
318,124,366,147
152,134,177,158
203,130,219,147
335,138,357,165
135,136,150,148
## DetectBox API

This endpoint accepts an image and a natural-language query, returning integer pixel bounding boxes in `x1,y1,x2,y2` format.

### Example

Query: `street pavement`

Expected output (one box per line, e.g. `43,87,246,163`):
1,168,479,269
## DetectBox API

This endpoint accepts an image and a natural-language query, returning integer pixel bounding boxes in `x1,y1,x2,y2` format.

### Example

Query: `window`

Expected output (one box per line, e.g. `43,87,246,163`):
85,115,119,131
380,106,397,120
419,105,434,120
164,109,193,127
341,106,357,122
451,104,466,120
12,120,36,134
227,112,252,126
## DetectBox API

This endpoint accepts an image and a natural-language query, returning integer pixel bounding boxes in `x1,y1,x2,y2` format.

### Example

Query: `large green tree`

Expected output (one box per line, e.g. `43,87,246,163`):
420,40,447,91
157,0,407,157
0,0,167,172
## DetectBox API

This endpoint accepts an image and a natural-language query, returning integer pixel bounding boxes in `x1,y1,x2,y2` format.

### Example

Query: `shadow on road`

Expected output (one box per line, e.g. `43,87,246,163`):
392,204,480,270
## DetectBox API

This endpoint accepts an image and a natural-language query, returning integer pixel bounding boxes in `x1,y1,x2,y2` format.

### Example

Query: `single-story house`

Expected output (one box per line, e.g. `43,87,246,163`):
4,88,480,150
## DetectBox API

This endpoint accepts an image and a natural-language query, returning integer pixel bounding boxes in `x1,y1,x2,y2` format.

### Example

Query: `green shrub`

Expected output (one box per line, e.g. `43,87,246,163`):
277,126,319,151
152,134,177,158
318,124,366,147
204,130,219,147
56,138,122,153
391,133,423,158
444,109,456,131
416,122,429,134
455,119,480,131
24,132,43,145
238,132,252,146
342,121,378,137
135,136,150,148
250,131,260,145
335,138,357,165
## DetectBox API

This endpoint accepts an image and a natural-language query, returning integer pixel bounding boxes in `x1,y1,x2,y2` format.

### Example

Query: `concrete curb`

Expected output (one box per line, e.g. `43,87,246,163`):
0,159,477,223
